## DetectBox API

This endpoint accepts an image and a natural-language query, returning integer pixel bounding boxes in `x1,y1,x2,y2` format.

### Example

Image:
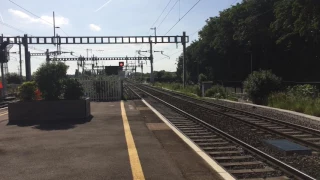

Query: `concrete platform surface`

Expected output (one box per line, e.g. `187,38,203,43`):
0,100,224,180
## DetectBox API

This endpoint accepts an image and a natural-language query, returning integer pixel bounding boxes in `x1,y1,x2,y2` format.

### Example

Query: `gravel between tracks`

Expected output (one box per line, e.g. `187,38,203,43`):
141,95,285,179
137,87,320,179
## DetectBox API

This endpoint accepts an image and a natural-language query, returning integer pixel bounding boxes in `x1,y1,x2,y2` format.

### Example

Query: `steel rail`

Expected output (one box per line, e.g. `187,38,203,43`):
130,84,316,180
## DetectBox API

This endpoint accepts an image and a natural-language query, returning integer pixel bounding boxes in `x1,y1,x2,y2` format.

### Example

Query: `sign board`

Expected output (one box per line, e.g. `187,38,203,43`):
105,66,120,76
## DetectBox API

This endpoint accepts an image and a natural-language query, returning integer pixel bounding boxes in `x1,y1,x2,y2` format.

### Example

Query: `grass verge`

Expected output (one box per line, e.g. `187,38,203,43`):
153,82,238,101
268,92,320,117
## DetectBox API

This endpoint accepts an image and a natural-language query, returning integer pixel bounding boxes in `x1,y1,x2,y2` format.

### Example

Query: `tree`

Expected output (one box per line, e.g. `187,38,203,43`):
6,73,21,84
175,0,320,85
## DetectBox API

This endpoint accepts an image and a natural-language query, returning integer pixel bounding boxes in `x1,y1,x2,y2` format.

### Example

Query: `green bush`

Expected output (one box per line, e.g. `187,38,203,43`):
243,70,282,105
6,73,22,84
205,85,227,99
18,81,37,101
62,79,84,100
198,73,207,83
33,62,68,100
287,84,318,98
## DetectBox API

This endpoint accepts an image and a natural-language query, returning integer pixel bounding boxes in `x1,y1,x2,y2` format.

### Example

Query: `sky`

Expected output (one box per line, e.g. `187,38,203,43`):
0,0,240,75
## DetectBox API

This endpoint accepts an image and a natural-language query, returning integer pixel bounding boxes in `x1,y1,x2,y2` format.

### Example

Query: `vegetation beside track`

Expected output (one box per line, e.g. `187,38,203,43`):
268,85,320,117
154,82,200,98
153,82,238,101
152,74,320,118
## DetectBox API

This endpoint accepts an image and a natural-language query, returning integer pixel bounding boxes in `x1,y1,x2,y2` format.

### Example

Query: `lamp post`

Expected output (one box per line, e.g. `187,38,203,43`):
248,40,252,74
16,36,22,81
53,11,61,53
150,27,156,37
150,27,156,44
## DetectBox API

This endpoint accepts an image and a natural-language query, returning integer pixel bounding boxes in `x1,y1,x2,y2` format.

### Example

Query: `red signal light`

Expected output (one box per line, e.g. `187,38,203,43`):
119,62,124,67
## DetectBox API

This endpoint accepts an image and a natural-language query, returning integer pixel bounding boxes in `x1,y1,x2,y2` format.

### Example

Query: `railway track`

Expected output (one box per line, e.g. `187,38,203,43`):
140,84,320,151
126,82,317,180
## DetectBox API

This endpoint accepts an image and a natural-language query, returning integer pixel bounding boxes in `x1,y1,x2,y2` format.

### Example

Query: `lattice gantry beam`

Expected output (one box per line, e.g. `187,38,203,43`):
49,56,150,61
0,36,189,44
30,53,47,56
31,52,68,56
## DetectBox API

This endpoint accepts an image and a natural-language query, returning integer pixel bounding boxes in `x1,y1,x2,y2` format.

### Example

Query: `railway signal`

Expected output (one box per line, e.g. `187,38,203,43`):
119,61,124,71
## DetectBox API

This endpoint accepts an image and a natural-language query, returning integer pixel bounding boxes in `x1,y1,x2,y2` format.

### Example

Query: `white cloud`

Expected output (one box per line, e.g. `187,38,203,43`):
8,9,69,27
89,24,101,31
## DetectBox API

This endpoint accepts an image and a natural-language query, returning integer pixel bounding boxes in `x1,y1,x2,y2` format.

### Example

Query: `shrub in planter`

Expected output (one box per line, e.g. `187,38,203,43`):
33,62,68,100
18,81,37,101
62,78,84,100
243,70,282,105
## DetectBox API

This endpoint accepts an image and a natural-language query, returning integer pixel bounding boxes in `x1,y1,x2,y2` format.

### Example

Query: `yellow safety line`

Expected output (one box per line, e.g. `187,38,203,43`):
120,101,145,180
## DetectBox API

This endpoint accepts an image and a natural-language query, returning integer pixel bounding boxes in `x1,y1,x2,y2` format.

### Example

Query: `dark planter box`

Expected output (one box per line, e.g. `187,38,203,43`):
8,99,91,124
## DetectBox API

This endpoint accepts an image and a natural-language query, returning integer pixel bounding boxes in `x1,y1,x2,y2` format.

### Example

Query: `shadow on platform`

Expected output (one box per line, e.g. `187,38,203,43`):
7,115,94,131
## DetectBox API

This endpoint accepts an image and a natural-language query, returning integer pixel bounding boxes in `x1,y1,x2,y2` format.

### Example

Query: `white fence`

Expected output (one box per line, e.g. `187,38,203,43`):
78,76,122,101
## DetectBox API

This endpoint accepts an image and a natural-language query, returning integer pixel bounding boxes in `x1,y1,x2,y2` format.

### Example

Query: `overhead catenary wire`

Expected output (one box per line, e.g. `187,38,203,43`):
157,0,179,29
138,0,176,55
8,0,91,55
9,0,51,25
159,50,182,60
8,0,69,36
150,0,173,29
185,0,246,39
0,21,28,34
164,0,202,35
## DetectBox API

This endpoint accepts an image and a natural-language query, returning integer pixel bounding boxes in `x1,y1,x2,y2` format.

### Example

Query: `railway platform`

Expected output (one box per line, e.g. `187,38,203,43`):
0,100,230,180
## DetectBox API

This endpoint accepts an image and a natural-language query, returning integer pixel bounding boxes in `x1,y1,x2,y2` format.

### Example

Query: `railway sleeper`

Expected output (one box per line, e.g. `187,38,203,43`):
274,129,295,132
264,126,287,129
169,120,191,123
183,132,212,136
177,127,204,130
228,167,275,174
192,138,224,143
234,171,285,180
187,135,218,139
182,130,208,133
220,161,263,167
281,131,303,134
202,146,237,150
170,121,196,125
208,151,244,155
301,137,320,141
290,134,313,137
197,142,230,146
238,176,290,180
214,156,256,163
